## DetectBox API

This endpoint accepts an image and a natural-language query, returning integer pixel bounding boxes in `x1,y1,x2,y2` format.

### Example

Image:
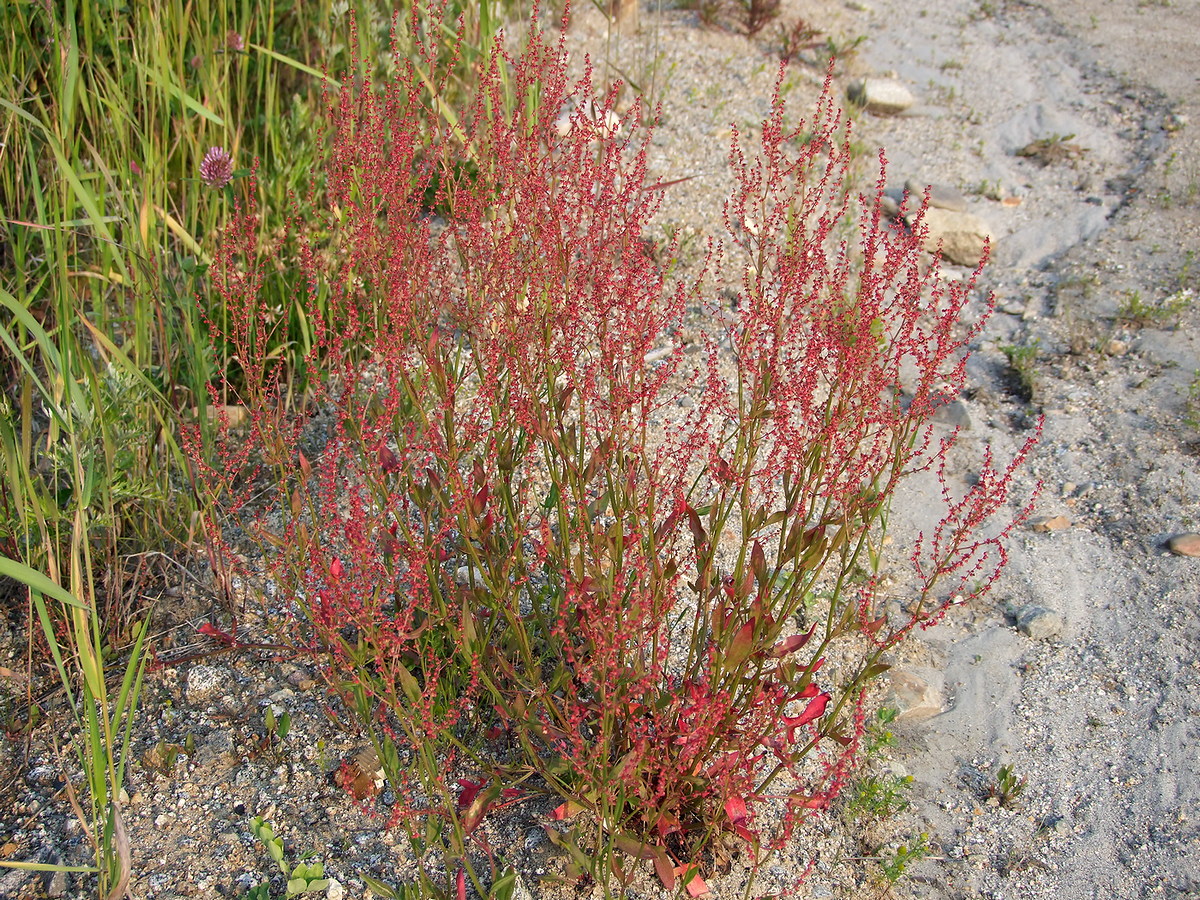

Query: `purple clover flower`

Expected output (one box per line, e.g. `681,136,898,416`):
200,146,233,189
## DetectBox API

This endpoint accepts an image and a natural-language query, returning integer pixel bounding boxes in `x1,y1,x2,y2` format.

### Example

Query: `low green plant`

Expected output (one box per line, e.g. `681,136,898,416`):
878,831,929,883
1015,133,1086,166
1184,370,1200,431
1116,288,1193,328
1001,340,1040,404
988,763,1027,807
263,706,293,748
846,772,914,819
246,816,331,898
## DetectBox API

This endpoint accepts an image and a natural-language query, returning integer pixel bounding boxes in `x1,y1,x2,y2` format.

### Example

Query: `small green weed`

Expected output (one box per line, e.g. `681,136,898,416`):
845,709,912,818
1016,133,1087,167
1116,288,1193,327
847,772,914,818
244,816,330,899
879,832,930,883
987,763,1028,808
1001,340,1040,404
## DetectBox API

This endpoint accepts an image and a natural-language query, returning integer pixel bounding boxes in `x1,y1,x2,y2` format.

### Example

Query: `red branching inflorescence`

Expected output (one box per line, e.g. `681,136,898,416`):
190,7,1036,895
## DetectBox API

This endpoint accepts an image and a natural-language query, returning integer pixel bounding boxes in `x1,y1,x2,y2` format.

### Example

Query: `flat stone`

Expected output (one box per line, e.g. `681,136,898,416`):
883,668,944,721
909,208,995,267
192,728,236,770
1016,605,1064,640
1167,533,1200,557
847,78,916,115
455,565,486,586
932,398,973,430
1030,515,1072,532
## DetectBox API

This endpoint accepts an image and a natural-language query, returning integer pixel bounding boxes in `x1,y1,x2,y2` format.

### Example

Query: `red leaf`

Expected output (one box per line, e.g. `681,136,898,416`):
654,854,675,891
457,779,482,809
724,796,748,825
378,446,400,474
329,558,344,580
726,619,755,669
550,801,582,820
675,866,711,898
197,622,234,644
456,868,466,900
770,623,816,658
783,691,831,741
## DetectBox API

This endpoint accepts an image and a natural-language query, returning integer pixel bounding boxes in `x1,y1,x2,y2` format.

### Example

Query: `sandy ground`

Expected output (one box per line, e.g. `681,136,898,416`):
3,1,1199,899
809,0,1200,897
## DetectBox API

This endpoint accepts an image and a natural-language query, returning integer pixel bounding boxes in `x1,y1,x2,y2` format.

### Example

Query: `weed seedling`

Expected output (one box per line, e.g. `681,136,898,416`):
879,832,930,883
1001,340,1040,404
245,816,330,898
988,764,1028,807
1117,288,1193,328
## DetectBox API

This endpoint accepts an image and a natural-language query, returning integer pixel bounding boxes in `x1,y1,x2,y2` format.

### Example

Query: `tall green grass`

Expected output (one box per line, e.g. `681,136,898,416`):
0,1,522,894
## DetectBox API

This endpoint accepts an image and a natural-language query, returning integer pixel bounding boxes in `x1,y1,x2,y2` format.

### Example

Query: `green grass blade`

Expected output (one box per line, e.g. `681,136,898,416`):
249,42,340,86
0,556,91,611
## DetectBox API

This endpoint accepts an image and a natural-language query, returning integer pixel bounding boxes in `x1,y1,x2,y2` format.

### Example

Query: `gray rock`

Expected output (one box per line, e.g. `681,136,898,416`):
0,864,32,896
44,857,67,898
185,665,226,705
904,179,970,212
192,728,236,770
884,668,944,721
1016,605,1064,640
932,397,973,430
909,207,995,266
455,565,486,586
847,78,915,115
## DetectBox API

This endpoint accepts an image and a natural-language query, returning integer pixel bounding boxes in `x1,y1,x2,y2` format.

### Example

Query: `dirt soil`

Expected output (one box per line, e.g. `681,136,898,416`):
3,1,1199,898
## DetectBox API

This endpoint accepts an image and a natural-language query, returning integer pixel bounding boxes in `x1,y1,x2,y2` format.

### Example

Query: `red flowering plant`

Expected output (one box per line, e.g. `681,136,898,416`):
190,5,1036,897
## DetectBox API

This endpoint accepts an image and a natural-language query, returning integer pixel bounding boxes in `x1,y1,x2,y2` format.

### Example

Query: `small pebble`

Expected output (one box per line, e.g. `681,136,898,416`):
1030,515,1071,532
1166,533,1200,557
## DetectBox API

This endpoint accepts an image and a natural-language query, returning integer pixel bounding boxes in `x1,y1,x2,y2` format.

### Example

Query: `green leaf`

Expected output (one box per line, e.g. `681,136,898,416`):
0,556,89,610
490,869,518,900
360,873,400,899
395,662,421,703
